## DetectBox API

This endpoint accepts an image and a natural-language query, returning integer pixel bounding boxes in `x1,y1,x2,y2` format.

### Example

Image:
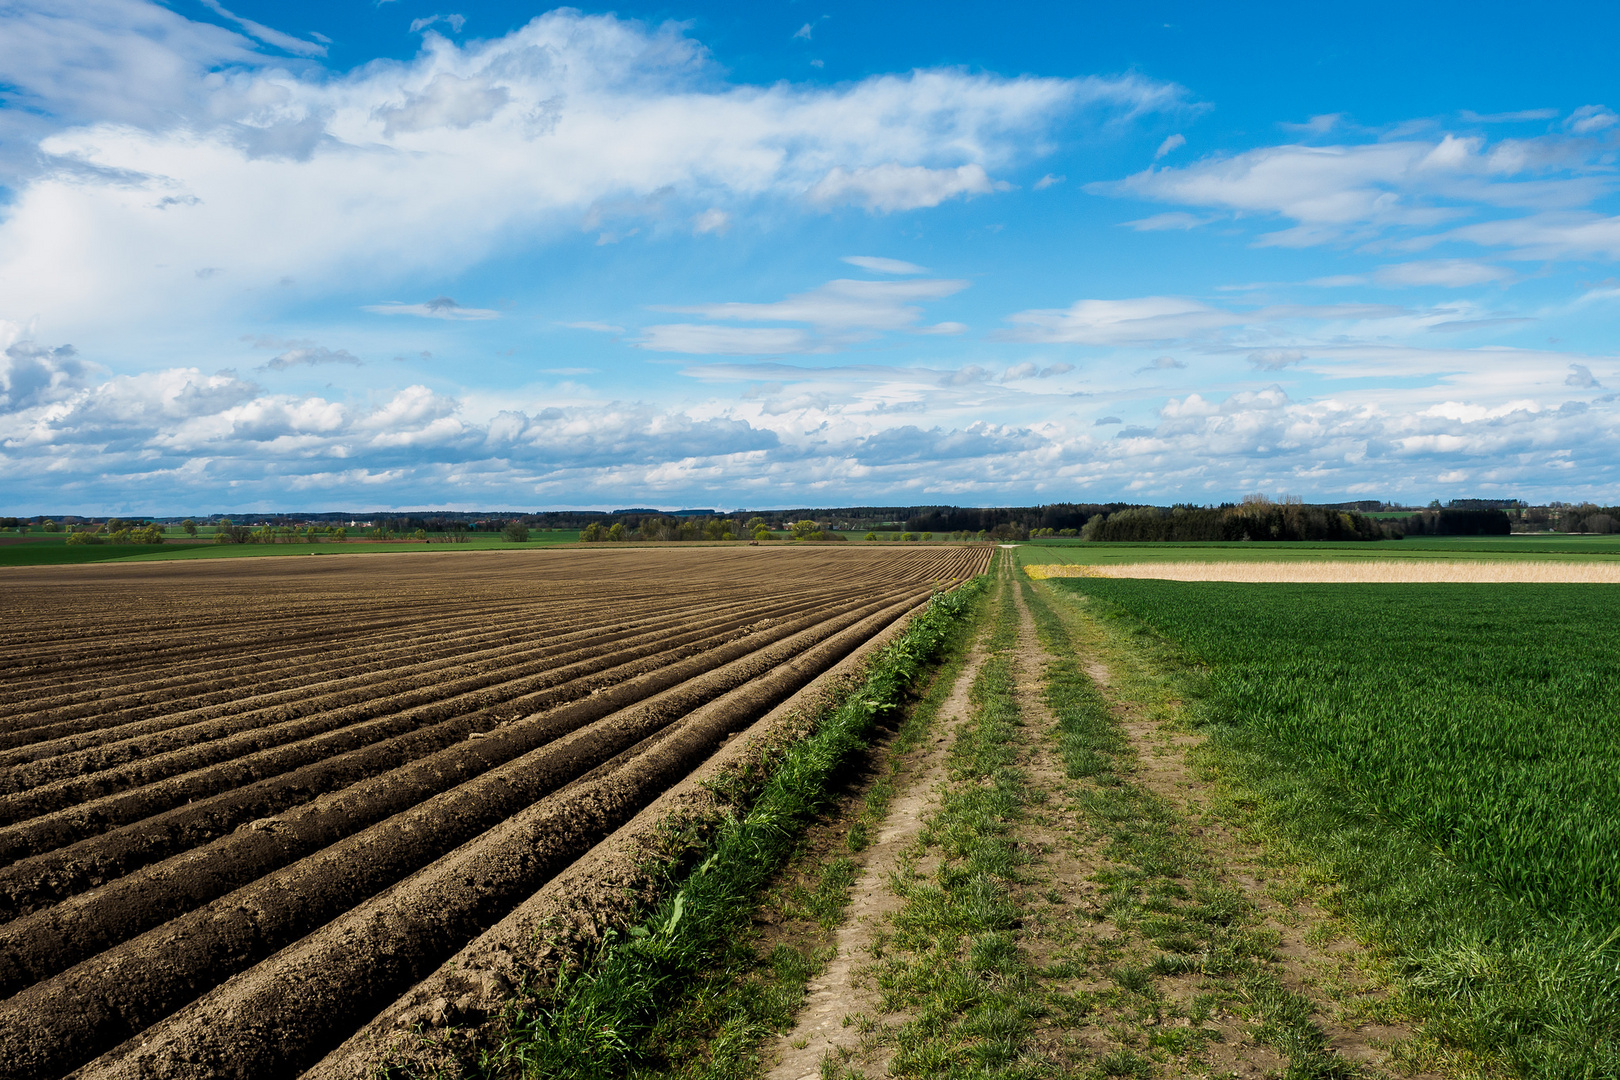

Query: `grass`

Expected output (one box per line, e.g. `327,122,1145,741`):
435,571,995,1080
1047,576,1620,1077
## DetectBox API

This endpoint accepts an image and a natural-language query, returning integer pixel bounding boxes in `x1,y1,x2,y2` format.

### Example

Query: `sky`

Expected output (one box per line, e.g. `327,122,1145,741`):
2,1,1619,514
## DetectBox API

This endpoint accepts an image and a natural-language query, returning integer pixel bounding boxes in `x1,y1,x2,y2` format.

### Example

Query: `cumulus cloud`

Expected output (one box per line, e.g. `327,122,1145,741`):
1566,363,1601,388
0,341,98,412
363,297,499,320
5,342,1619,510
1033,173,1065,189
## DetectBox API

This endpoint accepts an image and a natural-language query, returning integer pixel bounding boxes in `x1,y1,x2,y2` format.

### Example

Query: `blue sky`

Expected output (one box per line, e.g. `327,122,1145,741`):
3,1,1619,513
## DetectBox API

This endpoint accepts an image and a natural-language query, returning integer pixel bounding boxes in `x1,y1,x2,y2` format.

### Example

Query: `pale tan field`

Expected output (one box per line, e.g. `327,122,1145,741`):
1024,561,1620,583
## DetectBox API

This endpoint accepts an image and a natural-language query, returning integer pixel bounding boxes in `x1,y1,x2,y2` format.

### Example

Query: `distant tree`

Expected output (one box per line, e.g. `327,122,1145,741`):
920,531,932,541
581,522,607,542
413,528,428,541
752,526,772,542
864,531,877,541
745,517,767,534
41,519,58,532
607,522,626,542
331,527,347,542
182,519,198,537
504,521,531,543
791,519,821,540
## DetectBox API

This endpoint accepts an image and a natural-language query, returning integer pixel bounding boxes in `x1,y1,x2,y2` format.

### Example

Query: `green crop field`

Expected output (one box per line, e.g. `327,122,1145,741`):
1018,534,1620,565
1046,576,1620,1073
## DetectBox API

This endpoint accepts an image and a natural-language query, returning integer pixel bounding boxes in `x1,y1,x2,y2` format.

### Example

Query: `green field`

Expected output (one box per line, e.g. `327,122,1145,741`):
1047,577,1620,1073
1018,534,1620,565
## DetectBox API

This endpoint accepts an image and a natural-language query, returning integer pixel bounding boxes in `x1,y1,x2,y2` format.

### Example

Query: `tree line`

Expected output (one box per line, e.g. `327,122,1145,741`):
1081,500,1392,542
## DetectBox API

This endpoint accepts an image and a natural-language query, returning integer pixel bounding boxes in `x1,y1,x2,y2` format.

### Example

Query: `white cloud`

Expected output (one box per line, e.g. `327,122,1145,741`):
1566,363,1601,388
5,335,1618,510
1090,125,1620,252
1248,349,1305,370
374,72,508,136
409,14,467,35
1460,109,1559,123
1154,133,1185,159
1372,259,1512,287
363,297,499,320
1001,296,1241,345
0,11,1182,335
262,346,361,370
0,340,99,412
1123,211,1212,231
563,321,625,334
1033,173,1065,189
841,255,928,275
195,0,326,57
692,208,730,235
1134,355,1186,374
1565,105,1618,135
1444,212,1620,261
639,325,819,355
808,162,1002,212
641,275,970,354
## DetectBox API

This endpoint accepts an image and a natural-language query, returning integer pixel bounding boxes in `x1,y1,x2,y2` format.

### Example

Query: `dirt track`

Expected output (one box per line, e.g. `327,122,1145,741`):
0,545,989,1079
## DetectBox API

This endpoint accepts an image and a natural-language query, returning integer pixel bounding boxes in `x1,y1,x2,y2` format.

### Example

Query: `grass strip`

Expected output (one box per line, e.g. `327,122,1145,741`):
477,574,992,1080
848,571,1052,1078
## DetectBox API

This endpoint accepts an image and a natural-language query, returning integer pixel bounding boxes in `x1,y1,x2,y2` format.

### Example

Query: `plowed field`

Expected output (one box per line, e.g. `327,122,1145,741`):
0,544,989,1079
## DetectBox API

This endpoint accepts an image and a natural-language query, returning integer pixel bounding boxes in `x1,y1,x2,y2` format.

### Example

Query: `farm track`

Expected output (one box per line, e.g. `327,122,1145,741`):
0,545,989,1080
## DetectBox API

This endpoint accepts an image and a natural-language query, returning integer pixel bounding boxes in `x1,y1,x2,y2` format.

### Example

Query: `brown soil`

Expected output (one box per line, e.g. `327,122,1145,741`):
0,545,990,1080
